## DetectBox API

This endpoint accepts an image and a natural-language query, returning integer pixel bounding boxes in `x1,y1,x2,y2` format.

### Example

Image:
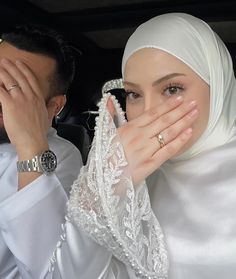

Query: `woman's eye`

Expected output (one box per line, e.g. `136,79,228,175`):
163,85,184,96
123,91,140,101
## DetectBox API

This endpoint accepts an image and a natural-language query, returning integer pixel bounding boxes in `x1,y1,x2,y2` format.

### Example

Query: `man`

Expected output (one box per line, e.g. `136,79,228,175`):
0,25,82,278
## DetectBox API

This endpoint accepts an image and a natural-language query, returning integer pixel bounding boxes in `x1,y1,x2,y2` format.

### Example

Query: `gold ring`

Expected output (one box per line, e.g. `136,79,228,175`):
7,84,20,92
157,133,165,148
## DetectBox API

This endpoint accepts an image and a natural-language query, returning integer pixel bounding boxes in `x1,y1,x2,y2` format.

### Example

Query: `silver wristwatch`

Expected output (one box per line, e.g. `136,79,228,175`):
17,150,57,175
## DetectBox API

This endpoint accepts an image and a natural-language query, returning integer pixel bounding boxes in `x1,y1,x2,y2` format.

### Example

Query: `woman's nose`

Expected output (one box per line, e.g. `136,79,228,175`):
143,93,164,112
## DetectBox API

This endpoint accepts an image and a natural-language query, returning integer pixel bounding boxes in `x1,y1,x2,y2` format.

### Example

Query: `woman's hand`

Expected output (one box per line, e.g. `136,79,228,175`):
114,96,198,186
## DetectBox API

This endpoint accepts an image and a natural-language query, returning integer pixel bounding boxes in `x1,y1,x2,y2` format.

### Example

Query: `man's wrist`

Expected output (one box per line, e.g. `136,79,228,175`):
17,149,57,175
16,141,49,161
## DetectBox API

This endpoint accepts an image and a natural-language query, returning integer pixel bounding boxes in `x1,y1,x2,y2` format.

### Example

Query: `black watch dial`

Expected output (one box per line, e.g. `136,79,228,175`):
40,150,57,174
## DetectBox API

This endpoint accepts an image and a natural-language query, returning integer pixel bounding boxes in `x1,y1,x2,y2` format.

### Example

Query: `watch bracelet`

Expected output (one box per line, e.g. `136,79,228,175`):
17,156,42,173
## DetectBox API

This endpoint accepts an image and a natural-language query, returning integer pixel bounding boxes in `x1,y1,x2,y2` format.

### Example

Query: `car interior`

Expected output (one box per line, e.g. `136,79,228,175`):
1,0,236,163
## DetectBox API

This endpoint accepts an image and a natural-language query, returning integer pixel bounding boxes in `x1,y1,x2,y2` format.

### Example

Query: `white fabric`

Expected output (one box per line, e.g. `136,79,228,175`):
53,93,236,279
147,135,236,278
8,13,236,279
51,13,236,279
51,94,167,279
119,12,236,277
122,13,236,160
0,128,82,278
64,93,168,278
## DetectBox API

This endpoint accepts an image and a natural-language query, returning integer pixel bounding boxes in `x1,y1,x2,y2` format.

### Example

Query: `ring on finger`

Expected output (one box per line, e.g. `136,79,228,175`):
7,84,20,92
156,133,165,148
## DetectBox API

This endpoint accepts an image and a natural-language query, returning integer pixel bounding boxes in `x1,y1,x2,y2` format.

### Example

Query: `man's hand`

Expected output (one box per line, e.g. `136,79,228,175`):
0,58,54,189
0,58,51,158
112,96,198,186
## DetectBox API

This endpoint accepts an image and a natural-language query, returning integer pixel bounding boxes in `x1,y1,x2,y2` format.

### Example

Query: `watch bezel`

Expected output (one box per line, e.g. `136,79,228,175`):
39,150,57,175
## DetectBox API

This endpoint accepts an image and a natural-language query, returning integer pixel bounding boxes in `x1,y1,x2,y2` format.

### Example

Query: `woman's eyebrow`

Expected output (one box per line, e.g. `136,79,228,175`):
152,73,186,86
123,81,140,88
123,73,186,88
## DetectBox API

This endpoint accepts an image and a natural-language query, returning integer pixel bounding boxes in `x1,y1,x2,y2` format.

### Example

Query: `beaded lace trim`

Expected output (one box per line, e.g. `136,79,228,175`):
102,78,124,94
67,93,168,278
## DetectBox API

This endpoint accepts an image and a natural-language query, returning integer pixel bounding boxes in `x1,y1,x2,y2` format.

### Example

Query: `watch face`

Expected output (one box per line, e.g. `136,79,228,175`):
40,150,57,174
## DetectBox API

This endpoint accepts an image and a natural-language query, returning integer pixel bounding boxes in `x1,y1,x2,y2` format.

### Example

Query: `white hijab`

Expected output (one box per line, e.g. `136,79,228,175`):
122,13,236,160
121,14,236,278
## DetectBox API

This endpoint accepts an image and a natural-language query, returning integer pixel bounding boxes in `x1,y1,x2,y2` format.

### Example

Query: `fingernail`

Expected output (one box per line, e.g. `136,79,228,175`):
184,127,193,134
189,109,198,117
188,100,197,108
173,95,183,103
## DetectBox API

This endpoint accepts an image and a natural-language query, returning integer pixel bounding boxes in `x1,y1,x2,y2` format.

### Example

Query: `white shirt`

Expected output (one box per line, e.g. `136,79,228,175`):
0,128,83,279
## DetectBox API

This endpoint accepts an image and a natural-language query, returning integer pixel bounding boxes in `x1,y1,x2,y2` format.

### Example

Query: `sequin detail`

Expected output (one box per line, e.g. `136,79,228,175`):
67,93,168,278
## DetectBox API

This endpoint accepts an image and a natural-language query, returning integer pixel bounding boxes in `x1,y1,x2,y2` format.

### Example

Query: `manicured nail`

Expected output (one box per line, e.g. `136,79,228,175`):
173,95,183,104
188,100,197,108
189,109,198,117
184,127,193,134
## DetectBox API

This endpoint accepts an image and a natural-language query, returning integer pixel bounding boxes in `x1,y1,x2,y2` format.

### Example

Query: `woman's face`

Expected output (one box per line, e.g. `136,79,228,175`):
124,48,210,153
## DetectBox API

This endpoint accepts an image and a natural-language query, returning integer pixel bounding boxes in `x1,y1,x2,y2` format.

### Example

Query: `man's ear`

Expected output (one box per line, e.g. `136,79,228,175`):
47,94,67,121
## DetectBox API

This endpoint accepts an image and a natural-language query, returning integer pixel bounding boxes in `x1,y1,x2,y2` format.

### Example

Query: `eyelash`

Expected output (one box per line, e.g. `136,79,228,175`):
122,90,140,100
162,83,185,97
123,82,185,101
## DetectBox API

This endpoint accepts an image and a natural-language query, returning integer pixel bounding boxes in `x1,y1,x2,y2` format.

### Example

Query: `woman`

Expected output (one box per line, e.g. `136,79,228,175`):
50,13,236,278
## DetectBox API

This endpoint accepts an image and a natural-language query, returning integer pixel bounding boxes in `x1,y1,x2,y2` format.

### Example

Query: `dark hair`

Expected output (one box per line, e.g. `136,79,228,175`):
1,24,76,96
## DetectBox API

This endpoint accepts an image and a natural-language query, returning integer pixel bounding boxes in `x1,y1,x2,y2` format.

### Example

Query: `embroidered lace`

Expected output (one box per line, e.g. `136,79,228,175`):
67,93,168,278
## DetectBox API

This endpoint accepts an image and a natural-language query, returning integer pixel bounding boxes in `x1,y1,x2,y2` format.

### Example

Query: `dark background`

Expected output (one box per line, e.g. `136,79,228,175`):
0,0,236,126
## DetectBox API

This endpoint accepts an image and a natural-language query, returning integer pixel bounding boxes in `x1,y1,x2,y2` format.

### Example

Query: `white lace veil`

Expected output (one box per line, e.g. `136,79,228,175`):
122,13,236,160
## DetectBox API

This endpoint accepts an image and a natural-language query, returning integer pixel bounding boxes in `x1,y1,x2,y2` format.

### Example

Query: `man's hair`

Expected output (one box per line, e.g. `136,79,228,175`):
1,24,76,96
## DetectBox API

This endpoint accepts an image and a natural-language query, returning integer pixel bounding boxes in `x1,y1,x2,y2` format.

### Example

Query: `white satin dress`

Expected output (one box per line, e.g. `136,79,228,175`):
49,94,236,279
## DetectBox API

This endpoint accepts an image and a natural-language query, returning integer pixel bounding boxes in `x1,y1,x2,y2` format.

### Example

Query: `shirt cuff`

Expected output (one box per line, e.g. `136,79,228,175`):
0,174,65,228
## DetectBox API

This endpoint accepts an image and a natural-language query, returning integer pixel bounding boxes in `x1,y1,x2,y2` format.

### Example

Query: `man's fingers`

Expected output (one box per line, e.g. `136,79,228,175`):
0,86,11,103
0,65,23,96
0,58,41,98
0,58,34,96
15,60,41,95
